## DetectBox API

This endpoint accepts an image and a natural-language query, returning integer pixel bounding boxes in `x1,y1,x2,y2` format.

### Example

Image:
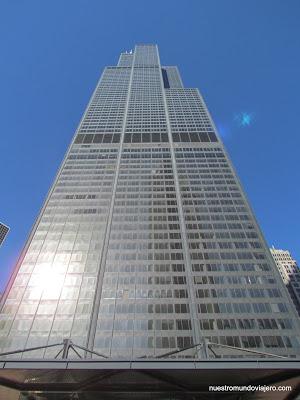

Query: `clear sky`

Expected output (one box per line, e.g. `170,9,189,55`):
0,0,299,291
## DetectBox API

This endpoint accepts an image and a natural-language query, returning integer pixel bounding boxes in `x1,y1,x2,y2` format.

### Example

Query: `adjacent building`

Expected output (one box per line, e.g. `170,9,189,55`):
270,247,300,317
0,45,299,361
0,222,9,247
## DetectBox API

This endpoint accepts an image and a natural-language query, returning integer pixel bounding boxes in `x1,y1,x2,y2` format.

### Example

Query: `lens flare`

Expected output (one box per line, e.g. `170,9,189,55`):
234,112,254,127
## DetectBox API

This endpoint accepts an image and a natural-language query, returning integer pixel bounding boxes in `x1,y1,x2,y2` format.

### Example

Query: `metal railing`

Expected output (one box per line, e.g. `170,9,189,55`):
0,339,107,359
0,338,288,360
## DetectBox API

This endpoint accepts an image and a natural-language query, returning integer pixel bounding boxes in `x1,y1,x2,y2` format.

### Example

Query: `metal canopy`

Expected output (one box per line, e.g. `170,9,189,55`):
0,359,299,400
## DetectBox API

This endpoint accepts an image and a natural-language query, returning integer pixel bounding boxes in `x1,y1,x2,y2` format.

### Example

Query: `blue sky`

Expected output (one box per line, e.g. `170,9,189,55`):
0,0,299,291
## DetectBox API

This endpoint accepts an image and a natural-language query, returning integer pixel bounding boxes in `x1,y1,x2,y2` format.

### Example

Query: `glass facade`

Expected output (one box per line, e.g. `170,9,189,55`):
0,45,299,359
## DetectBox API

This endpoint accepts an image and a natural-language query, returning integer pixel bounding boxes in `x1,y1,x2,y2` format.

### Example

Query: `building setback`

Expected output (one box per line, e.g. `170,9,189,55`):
270,247,300,317
0,45,299,360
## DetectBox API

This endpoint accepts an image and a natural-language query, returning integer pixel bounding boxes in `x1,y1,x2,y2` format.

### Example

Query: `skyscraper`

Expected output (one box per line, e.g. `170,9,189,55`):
270,247,300,317
0,44,299,360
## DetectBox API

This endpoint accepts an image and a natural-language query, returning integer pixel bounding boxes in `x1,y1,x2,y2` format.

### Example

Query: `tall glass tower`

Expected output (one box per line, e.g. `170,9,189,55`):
0,45,299,359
